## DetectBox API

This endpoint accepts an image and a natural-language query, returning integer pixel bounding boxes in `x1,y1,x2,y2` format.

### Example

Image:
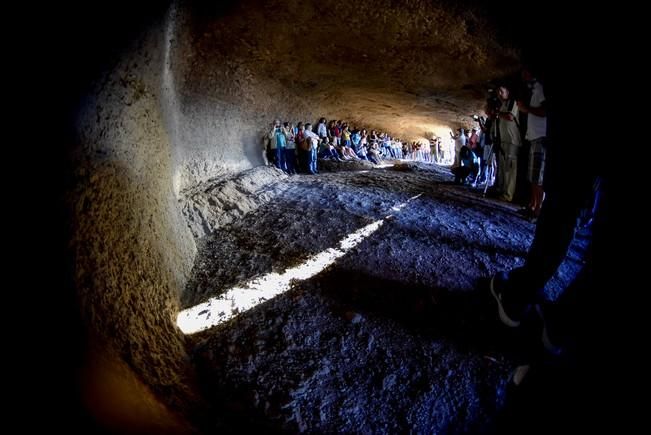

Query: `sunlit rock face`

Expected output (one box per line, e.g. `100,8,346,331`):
176,0,518,189
67,0,521,431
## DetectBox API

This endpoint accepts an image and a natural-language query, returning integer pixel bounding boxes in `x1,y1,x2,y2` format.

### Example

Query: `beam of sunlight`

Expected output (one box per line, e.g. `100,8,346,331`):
177,194,422,334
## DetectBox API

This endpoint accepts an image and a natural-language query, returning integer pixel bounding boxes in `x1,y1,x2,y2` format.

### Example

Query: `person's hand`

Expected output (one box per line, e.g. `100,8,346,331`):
516,101,528,112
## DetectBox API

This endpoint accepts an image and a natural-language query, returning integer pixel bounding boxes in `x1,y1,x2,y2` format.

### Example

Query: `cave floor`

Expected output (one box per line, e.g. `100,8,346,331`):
182,162,587,433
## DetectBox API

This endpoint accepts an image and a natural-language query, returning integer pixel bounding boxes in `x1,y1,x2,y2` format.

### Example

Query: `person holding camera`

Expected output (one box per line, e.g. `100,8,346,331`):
267,120,287,172
450,128,467,167
283,122,297,174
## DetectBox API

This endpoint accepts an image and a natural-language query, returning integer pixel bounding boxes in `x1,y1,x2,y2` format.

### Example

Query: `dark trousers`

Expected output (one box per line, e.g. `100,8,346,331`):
274,147,286,172
505,175,598,305
285,149,297,174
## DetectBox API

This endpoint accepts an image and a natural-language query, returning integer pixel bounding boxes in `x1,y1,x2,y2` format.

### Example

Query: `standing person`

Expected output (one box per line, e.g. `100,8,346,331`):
268,120,287,172
468,127,480,154
489,65,604,365
518,67,547,220
295,122,307,173
262,133,271,166
304,123,320,174
283,122,297,175
495,85,522,202
450,128,467,167
478,96,500,187
468,127,481,184
317,118,328,145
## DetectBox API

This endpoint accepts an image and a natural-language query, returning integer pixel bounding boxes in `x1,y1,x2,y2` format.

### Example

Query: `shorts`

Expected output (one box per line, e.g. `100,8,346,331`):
527,137,546,185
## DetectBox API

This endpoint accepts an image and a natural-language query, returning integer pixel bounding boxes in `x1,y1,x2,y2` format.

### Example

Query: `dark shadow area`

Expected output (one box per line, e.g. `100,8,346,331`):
316,268,541,361
348,166,529,220
393,220,529,259
36,0,620,431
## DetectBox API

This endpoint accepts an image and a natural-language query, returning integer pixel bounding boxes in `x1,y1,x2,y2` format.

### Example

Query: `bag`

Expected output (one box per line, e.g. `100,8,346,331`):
299,138,311,151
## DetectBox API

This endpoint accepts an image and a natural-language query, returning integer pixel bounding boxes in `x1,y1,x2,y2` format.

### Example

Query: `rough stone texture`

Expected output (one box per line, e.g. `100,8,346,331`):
66,0,523,431
181,165,289,240
181,166,589,432
70,6,200,431
161,0,520,193
177,0,518,172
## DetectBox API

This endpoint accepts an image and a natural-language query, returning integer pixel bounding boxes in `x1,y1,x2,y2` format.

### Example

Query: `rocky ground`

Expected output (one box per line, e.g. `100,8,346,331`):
180,161,587,433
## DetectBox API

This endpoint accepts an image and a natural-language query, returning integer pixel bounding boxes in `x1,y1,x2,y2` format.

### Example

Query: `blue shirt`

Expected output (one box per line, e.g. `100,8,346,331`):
275,129,286,148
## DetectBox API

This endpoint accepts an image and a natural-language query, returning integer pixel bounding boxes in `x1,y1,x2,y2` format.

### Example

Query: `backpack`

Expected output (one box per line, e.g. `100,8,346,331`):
299,137,311,151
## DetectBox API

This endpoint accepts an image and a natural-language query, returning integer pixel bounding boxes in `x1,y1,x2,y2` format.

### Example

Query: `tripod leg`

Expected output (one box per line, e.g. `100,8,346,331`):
482,145,494,197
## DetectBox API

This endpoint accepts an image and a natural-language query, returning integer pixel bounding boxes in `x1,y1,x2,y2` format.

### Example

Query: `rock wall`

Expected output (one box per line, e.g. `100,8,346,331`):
66,0,519,430
70,4,200,431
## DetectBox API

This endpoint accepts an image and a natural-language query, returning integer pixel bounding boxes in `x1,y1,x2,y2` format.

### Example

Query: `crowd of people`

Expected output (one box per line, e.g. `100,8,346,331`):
262,118,455,175
262,66,589,236
448,66,550,223
259,63,607,425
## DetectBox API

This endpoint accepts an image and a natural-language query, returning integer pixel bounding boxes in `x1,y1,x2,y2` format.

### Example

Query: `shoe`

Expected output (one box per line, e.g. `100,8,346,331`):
535,304,563,356
490,272,529,328
498,194,513,202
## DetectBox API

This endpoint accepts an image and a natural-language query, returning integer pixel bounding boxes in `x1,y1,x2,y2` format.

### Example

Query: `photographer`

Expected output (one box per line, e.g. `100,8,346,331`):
449,128,467,167
476,96,500,187
267,120,287,172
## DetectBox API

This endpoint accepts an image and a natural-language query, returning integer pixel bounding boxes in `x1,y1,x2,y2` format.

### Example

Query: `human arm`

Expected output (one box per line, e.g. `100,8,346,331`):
517,100,546,117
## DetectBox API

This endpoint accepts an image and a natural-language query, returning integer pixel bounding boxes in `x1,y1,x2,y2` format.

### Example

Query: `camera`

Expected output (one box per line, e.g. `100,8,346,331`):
487,95,501,111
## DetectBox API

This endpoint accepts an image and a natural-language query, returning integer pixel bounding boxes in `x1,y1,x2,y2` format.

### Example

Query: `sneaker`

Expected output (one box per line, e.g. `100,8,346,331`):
490,272,528,328
535,304,563,356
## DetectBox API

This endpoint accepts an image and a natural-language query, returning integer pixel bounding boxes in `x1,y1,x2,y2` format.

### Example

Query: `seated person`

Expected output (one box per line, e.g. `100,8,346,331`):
319,138,343,161
451,146,479,184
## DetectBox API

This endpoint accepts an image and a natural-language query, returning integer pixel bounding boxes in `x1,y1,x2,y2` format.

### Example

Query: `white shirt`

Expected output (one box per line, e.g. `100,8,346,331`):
526,81,546,140
317,122,328,138
304,130,320,148
456,131,467,150
498,100,521,146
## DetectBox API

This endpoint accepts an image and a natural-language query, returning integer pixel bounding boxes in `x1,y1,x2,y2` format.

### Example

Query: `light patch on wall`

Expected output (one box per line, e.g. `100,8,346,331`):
177,194,422,334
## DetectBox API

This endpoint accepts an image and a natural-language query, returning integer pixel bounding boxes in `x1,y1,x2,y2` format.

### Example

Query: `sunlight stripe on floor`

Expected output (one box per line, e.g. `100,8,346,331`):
177,193,422,334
